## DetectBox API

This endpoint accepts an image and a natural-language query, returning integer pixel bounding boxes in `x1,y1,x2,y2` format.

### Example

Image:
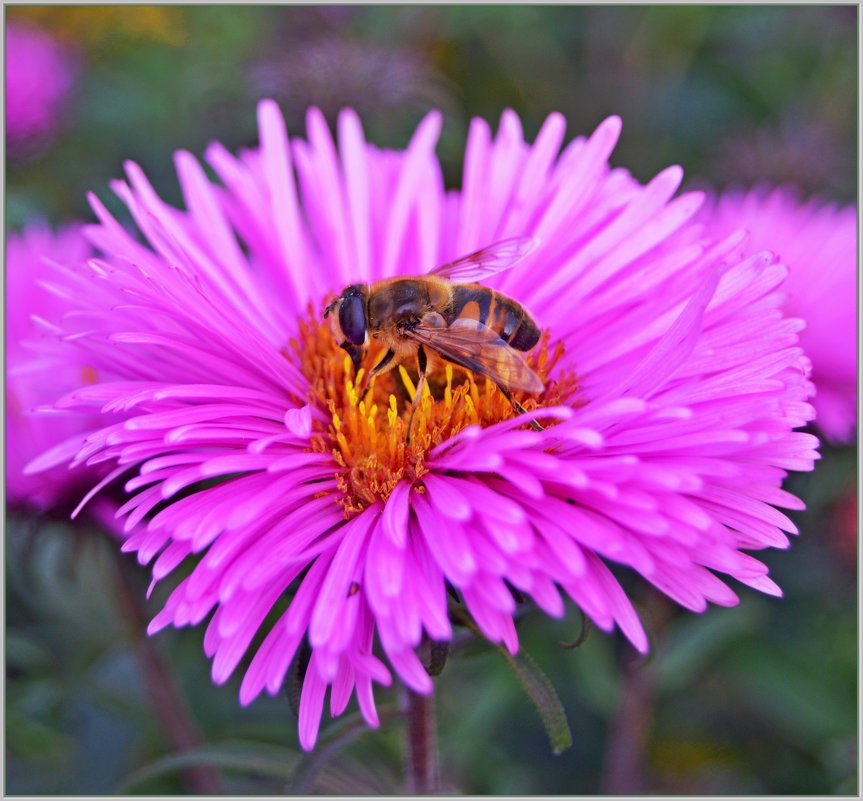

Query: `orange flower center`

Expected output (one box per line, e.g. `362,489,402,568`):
288,309,579,516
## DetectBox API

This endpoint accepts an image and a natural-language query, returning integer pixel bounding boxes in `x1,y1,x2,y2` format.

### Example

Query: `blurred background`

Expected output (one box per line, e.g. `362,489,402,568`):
6,5,857,795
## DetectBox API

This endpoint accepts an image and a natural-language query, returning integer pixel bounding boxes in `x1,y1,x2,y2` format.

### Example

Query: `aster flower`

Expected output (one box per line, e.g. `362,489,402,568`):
5,21,76,155
6,223,102,511
27,101,818,750
706,187,857,443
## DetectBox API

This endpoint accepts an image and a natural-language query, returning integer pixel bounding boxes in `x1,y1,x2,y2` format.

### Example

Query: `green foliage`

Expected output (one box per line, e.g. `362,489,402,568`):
498,647,573,755
117,740,299,793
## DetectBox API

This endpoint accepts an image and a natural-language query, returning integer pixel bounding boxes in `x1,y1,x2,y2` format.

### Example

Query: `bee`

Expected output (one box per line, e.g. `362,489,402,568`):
324,237,544,443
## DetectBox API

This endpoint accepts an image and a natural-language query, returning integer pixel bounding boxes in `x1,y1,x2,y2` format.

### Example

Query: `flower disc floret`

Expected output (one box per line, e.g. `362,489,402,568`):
291,312,579,514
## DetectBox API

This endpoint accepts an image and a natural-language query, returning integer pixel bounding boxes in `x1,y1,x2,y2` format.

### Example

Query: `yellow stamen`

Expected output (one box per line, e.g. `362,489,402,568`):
469,379,480,408
398,365,416,398
387,394,398,429
336,431,351,461
289,307,580,517
465,394,477,423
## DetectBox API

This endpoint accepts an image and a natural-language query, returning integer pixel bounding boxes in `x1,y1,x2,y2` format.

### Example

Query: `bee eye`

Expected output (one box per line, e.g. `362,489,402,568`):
338,294,366,345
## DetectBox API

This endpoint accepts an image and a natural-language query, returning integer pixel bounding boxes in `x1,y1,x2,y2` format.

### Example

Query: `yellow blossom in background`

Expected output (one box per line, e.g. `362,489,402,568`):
11,6,186,49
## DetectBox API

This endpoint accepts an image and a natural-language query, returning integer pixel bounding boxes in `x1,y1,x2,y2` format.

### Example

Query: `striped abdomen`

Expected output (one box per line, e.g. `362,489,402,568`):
446,284,540,351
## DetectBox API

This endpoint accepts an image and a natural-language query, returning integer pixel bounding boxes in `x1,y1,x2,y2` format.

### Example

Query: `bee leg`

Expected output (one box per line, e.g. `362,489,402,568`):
358,347,396,405
339,341,364,374
406,346,430,446
497,382,544,432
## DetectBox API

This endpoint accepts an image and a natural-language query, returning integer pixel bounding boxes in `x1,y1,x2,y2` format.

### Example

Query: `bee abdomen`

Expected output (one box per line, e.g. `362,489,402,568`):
449,285,540,352
501,306,540,351
448,285,493,328
499,299,540,351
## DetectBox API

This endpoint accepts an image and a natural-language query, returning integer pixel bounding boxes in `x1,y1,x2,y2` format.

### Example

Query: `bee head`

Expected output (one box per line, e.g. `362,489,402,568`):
324,284,368,346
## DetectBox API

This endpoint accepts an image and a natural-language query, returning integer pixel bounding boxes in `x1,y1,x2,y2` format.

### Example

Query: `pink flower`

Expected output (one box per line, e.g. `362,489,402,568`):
6,223,101,510
6,21,76,154
26,101,818,750
706,187,857,443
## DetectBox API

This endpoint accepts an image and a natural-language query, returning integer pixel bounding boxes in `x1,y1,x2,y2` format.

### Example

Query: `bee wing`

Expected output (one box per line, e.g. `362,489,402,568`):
406,317,544,394
427,237,538,283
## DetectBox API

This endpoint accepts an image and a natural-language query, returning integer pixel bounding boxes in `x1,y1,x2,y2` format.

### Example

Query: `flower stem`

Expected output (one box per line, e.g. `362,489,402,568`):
600,656,654,793
404,689,439,794
111,548,226,795
600,589,668,794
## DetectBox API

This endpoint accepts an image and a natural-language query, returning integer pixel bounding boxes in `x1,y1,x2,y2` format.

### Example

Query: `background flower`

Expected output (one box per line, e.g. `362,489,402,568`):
25,100,818,752
6,223,99,510
706,188,857,443
6,223,225,794
5,21,77,157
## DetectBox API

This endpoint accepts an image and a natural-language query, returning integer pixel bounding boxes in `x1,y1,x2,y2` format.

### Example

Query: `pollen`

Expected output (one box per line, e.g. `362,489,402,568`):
288,309,580,516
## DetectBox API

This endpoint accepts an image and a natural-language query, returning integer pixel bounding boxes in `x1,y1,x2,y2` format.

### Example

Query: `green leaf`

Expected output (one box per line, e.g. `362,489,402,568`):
726,648,854,748
427,639,450,676
6,631,54,672
655,604,762,694
115,740,298,793
289,706,400,794
567,635,620,716
498,648,573,755
5,711,74,764
448,602,572,754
